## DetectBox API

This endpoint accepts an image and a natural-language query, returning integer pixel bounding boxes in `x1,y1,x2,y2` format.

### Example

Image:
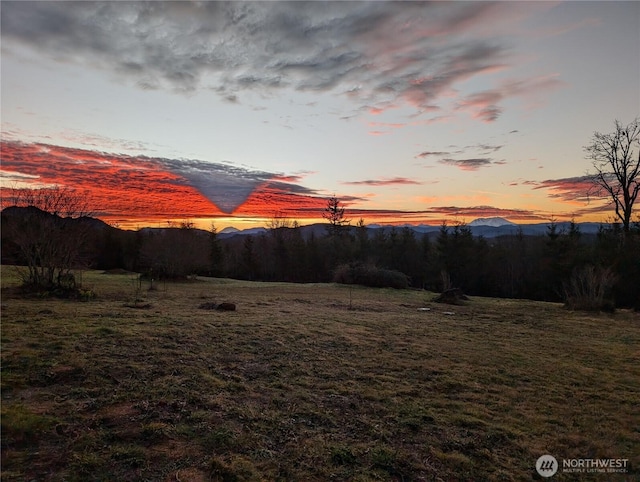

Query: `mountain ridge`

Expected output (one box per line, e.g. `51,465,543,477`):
217,219,605,240
0,207,607,240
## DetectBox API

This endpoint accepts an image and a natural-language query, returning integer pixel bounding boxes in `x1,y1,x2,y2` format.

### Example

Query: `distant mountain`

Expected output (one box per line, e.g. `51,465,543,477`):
2,206,605,243
216,220,604,239
367,223,438,233
468,217,516,227
1,205,112,230
465,222,603,238
218,226,267,239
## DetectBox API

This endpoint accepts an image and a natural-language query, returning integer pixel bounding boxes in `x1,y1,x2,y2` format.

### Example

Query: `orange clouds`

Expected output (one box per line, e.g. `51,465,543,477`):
0,141,611,229
0,141,221,220
234,182,328,218
533,175,601,205
0,141,338,225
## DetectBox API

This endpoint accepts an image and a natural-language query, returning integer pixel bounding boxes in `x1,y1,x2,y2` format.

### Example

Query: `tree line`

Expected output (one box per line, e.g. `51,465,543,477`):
2,200,639,309
1,118,638,309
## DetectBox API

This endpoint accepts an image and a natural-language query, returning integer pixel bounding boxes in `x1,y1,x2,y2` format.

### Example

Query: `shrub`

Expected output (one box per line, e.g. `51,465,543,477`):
19,283,96,301
333,262,409,289
77,288,97,301
564,265,616,312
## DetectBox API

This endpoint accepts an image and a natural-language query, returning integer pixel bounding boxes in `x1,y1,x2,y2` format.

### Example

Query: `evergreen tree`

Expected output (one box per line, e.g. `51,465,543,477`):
323,196,350,236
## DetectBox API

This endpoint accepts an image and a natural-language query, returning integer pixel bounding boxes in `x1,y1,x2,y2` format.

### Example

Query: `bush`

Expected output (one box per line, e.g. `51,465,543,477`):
77,288,97,302
333,262,409,289
18,283,96,301
564,265,616,312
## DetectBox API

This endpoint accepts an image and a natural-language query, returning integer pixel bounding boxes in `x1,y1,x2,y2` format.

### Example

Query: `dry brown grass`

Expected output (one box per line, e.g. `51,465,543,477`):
1,267,639,481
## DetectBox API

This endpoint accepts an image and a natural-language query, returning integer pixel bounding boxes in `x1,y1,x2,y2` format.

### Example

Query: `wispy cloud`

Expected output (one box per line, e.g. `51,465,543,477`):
438,158,494,171
1,2,558,121
416,142,505,169
474,143,503,154
533,175,600,204
456,74,565,122
415,151,454,159
1,124,155,152
343,177,423,186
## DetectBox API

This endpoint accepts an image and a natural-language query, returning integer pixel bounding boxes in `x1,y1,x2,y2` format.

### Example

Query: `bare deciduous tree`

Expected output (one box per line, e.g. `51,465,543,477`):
267,211,295,231
585,118,640,232
3,185,94,289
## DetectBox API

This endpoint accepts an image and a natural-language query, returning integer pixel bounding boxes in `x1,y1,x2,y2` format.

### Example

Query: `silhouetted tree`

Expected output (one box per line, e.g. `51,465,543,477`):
585,118,640,233
370,227,388,264
323,196,350,236
355,218,369,262
241,235,257,280
417,233,435,290
392,227,421,284
96,225,126,270
3,186,93,290
264,213,304,281
594,223,640,309
322,196,354,270
209,223,223,277
305,231,328,282
436,222,475,292
499,227,531,298
541,219,586,300
140,224,209,279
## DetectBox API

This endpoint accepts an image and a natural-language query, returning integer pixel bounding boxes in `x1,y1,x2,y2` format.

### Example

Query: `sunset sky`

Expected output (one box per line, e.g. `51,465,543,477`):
1,1,639,230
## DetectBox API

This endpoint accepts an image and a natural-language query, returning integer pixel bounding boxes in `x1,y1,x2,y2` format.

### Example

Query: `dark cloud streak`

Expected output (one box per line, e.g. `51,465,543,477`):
438,158,494,171
343,177,423,186
416,151,452,158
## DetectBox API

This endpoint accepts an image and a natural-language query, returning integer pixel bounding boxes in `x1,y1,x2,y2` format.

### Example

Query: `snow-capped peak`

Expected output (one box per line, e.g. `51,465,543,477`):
468,217,516,227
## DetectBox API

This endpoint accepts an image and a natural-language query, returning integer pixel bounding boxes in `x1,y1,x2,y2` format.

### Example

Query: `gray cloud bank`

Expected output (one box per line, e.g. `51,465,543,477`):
417,142,507,170
157,158,274,213
2,1,556,120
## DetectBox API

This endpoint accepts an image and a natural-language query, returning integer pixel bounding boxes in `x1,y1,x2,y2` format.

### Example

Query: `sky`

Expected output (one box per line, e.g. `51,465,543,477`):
1,1,639,230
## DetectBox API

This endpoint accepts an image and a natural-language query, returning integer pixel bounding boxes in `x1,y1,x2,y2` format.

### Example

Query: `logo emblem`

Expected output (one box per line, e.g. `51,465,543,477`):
536,454,558,477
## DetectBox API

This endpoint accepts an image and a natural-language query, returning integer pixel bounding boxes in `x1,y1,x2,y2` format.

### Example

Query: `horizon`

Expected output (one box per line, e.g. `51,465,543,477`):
1,2,639,230
5,203,617,234
6,206,615,234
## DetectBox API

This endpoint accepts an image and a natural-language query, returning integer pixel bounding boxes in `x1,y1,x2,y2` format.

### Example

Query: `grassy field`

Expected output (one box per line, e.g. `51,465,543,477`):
1,267,639,481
